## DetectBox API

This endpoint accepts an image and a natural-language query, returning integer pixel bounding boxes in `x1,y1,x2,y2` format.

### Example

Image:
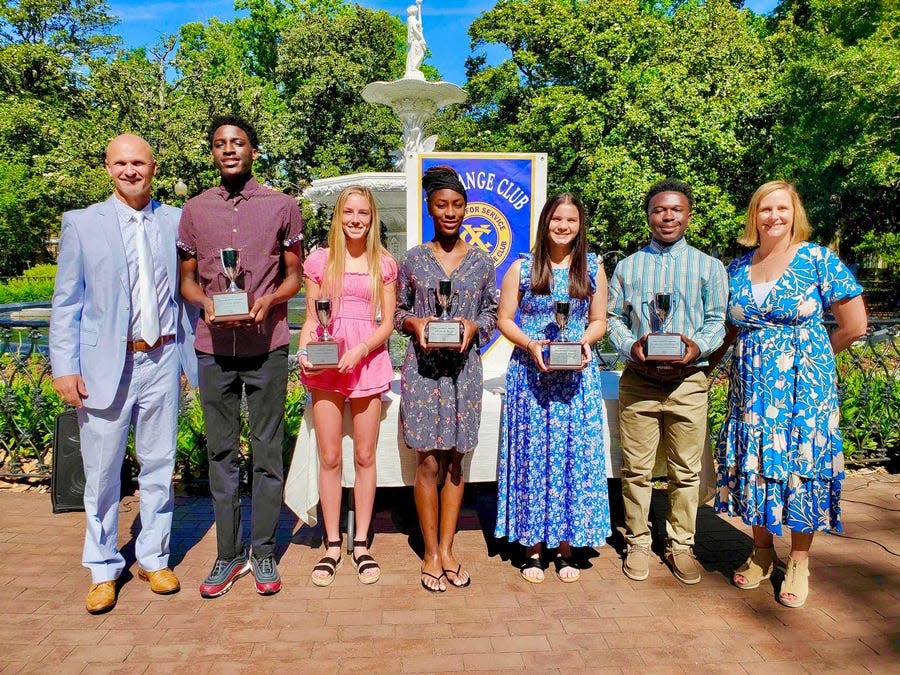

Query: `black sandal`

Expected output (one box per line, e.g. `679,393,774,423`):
420,571,446,593
553,555,580,583
443,563,472,588
311,539,343,587
520,556,545,584
352,539,381,585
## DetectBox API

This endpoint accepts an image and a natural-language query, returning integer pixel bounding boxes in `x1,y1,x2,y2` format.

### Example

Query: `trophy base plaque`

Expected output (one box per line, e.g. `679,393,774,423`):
426,319,463,348
547,342,583,370
307,340,340,368
645,333,685,361
211,291,252,323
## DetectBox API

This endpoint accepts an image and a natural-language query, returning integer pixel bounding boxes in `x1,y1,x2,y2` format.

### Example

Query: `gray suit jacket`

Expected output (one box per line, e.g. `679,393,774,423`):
50,196,198,410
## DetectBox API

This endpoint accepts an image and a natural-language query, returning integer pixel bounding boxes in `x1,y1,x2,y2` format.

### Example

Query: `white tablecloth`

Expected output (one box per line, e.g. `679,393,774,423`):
283,352,713,526
284,360,622,526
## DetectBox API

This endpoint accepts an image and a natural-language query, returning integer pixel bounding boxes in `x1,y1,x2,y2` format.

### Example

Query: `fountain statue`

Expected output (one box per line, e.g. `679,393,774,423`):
363,0,466,165
404,0,426,80
303,0,467,257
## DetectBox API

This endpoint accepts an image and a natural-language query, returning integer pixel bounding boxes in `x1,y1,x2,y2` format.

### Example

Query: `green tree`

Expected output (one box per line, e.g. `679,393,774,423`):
0,0,119,275
439,0,773,254
0,0,409,274
163,0,405,199
766,0,899,262
0,0,118,94
275,1,405,183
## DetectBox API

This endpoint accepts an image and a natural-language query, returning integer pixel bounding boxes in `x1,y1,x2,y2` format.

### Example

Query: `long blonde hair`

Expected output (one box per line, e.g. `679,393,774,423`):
321,186,391,317
739,180,811,247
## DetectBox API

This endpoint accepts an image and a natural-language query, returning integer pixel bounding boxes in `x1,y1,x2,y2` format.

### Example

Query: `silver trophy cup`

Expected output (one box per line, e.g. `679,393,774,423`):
308,299,340,367
427,278,462,347
211,247,251,322
645,292,684,360
547,300,582,369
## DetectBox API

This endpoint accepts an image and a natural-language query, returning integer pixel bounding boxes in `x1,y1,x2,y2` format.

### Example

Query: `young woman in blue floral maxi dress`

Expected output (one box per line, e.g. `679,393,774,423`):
494,194,612,584
713,181,866,608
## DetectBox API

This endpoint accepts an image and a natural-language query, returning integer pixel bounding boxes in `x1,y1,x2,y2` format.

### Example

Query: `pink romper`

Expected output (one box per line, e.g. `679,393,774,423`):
301,247,397,398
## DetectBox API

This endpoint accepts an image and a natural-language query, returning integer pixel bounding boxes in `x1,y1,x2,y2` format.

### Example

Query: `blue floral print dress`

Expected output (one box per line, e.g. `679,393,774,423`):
715,243,863,534
495,253,611,548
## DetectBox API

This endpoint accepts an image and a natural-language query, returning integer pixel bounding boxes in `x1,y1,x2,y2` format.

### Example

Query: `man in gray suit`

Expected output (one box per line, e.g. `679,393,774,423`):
50,134,197,614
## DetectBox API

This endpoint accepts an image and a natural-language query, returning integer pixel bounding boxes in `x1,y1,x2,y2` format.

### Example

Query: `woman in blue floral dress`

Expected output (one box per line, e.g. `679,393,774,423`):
714,181,866,607
494,194,611,584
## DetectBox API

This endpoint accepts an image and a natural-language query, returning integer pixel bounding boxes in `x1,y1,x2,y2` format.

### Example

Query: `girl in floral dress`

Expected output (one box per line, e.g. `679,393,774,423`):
394,166,497,592
494,194,611,583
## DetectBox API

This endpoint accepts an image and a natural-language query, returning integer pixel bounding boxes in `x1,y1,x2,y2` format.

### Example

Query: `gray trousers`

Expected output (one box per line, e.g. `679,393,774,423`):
197,346,288,560
78,343,180,582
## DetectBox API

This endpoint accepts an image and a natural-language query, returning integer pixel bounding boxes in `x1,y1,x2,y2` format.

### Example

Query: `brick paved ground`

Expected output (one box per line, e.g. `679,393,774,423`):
1,472,898,673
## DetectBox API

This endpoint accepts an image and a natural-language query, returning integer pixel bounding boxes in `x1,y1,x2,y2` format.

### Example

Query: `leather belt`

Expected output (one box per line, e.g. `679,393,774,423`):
627,363,704,385
127,334,175,352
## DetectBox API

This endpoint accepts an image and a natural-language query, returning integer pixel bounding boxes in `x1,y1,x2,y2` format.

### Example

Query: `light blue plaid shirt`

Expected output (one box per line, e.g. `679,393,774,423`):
607,237,728,365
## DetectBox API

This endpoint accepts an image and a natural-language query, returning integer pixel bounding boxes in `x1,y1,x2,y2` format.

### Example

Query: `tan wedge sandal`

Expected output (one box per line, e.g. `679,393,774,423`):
733,546,779,590
779,556,809,608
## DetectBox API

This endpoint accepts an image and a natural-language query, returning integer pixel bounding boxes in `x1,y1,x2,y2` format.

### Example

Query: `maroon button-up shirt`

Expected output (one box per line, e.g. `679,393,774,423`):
178,177,303,357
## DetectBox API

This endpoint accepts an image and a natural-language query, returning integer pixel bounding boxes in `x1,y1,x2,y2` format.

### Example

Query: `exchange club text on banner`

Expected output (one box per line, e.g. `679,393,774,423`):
405,152,548,361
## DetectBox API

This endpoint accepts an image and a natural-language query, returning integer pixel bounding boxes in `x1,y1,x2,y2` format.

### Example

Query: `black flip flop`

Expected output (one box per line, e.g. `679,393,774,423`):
420,571,446,593
443,564,471,588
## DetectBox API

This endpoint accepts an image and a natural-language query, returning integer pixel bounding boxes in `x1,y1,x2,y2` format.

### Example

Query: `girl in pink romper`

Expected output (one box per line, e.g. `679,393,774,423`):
298,186,397,587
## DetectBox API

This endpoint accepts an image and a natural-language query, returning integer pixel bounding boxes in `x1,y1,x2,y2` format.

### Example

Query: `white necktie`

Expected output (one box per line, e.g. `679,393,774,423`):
134,213,160,344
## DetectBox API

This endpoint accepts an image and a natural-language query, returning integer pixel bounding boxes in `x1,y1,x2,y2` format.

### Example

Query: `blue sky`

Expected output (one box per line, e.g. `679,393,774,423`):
108,0,780,86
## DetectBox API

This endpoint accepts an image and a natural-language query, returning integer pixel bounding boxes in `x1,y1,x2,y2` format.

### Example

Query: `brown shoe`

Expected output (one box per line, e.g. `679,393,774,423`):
623,544,650,581
666,548,702,585
85,580,117,614
138,567,181,594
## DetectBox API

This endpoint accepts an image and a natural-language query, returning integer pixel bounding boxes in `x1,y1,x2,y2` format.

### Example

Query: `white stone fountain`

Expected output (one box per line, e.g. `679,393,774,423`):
302,0,467,257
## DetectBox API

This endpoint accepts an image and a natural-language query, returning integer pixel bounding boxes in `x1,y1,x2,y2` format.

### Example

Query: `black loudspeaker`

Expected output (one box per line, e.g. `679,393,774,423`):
51,409,85,513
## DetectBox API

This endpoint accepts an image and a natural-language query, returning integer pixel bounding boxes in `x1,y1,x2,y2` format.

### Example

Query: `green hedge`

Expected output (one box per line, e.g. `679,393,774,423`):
0,264,57,303
1,356,306,479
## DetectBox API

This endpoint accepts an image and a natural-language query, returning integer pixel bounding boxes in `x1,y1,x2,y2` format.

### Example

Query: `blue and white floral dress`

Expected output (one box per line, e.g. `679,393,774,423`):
715,243,863,534
494,253,611,548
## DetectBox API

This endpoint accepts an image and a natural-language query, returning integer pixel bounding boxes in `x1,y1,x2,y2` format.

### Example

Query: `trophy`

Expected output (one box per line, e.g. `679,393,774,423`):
307,299,340,367
546,300,583,370
426,278,463,348
645,292,685,360
211,248,252,322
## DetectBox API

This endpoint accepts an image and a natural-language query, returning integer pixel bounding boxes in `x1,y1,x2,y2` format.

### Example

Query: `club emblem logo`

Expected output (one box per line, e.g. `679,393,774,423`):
462,202,513,268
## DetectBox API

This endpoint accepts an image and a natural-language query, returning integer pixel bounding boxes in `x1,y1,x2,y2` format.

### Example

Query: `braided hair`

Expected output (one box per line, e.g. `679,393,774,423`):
422,165,466,204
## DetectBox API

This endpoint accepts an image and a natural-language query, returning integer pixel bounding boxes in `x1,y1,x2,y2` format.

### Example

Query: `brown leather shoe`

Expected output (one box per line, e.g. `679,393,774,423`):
666,548,702,585
138,567,181,594
85,580,117,614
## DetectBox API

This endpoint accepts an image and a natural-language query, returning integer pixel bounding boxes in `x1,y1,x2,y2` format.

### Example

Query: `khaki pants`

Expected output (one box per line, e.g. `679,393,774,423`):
618,368,709,551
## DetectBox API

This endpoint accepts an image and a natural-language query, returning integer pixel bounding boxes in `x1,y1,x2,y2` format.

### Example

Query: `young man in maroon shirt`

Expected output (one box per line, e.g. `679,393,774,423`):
178,115,302,597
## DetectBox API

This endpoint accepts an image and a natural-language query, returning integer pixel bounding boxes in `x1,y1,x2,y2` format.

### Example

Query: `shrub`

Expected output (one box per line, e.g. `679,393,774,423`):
0,264,57,303
706,376,729,444
835,351,900,464
0,354,64,469
1,358,307,482
173,371,307,485
709,351,899,466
